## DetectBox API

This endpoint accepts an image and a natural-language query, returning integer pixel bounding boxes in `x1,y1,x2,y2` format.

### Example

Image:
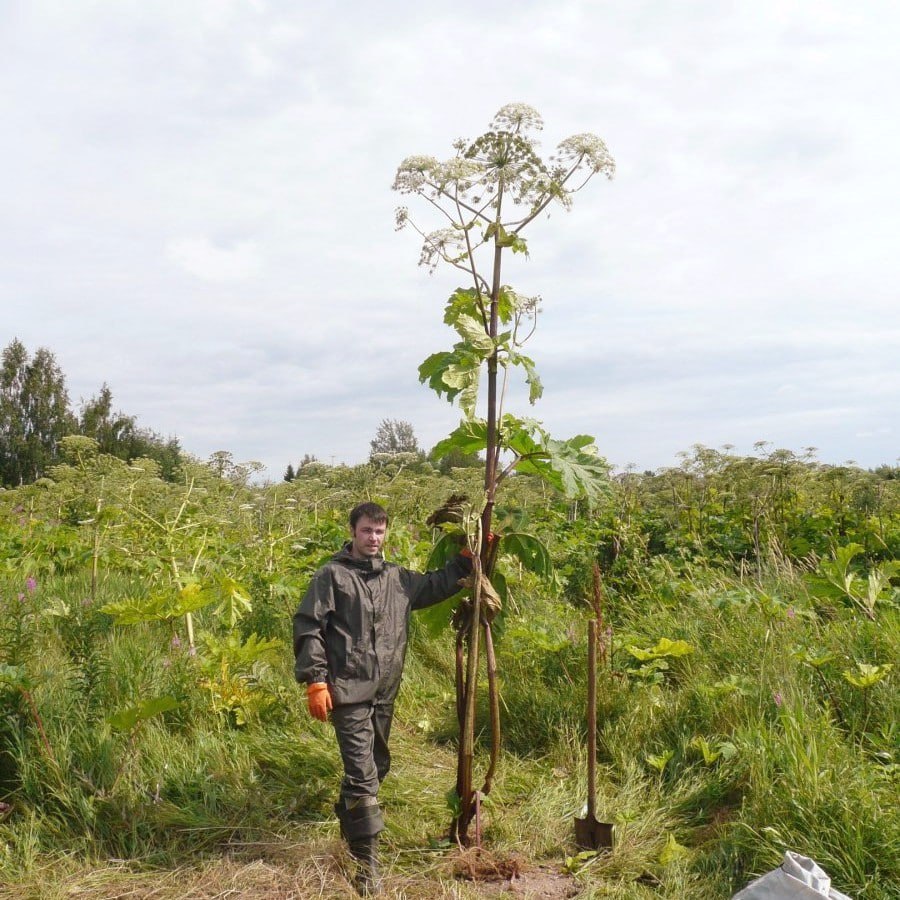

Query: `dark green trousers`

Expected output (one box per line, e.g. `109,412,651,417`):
331,701,394,804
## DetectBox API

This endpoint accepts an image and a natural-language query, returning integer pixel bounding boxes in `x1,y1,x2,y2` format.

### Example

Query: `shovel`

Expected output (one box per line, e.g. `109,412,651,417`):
575,619,614,851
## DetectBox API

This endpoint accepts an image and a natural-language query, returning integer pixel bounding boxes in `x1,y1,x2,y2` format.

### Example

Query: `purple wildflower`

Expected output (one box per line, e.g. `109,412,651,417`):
170,634,182,650
773,691,783,707
25,577,37,594
786,607,796,619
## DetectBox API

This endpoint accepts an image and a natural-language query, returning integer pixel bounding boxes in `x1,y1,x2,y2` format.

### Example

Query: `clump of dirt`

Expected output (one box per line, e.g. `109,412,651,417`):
450,848,578,899
452,847,525,882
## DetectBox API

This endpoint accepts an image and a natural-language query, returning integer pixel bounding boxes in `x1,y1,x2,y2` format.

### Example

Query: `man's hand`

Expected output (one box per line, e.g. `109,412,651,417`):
454,573,503,625
307,682,333,721
460,532,497,559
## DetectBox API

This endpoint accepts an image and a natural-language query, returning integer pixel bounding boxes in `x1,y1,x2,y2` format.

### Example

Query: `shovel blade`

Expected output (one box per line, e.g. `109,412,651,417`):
575,816,614,851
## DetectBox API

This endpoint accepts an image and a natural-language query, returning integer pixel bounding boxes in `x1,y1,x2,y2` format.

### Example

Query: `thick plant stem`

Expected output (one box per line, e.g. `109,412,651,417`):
452,555,484,845
480,211,504,547
454,185,505,846
455,631,465,729
168,549,195,652
481,621,500,797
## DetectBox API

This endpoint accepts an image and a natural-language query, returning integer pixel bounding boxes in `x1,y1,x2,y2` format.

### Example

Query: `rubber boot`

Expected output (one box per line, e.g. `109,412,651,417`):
349,835,381,896
335,797,384,896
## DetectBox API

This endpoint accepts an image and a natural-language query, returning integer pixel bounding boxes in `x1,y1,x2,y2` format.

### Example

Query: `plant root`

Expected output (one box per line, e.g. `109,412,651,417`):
451,846,524,883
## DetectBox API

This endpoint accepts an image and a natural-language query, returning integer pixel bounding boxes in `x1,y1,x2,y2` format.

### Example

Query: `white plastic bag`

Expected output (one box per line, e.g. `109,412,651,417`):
732,851,852,899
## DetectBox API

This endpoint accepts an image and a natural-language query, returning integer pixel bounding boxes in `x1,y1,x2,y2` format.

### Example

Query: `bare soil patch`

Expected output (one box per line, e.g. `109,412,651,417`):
0,840,581,899
450,847,578,898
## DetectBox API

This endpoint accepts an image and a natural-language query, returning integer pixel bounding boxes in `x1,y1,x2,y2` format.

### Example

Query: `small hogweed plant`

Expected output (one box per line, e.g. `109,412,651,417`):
393,102,614,844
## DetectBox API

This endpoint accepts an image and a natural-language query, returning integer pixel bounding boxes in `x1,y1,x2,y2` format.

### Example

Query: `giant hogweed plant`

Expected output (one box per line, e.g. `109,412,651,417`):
40,440,277,728
393,103,614,844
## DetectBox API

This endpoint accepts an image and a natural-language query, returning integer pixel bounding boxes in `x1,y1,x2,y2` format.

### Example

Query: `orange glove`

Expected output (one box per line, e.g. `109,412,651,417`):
307,682,333,721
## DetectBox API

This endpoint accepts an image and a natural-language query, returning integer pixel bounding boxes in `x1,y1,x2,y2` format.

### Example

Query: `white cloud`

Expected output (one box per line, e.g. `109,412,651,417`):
166,238,262,282
1,1,898,478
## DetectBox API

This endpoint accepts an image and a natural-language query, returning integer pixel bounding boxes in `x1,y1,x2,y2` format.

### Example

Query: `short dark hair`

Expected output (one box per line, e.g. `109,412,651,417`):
350,502,389,529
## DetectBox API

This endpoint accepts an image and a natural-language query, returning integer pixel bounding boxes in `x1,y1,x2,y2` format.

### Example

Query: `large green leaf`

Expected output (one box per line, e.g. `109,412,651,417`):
419,350,454,391
415,596,459,637
432,417,607,503
0,663,30,690
515,434,609,504
425,531,465,570
431,419,488,461
659,833,690,865
443,287,485,328
108,695,180,733
842,662,892,689
443,285,522,333
101,582,214,625
100,594,169,624
200,631,283,670
496,286,519,324
627,638,694,661
819,543,864,595
452,314,494,354
501,415,545,457
491,569,508,605
419,350,464,402
417,533,469,636
505,351,543,404
442,363,481,418
501,532,553,577
214,577,253,629
415,568,508,638
418,346,485,416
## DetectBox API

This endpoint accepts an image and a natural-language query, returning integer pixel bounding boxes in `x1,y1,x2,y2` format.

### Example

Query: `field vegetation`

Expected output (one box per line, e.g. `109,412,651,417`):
1,440,897,898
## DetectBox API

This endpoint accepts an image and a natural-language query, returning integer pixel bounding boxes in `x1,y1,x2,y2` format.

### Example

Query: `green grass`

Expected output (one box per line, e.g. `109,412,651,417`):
1,469,897,899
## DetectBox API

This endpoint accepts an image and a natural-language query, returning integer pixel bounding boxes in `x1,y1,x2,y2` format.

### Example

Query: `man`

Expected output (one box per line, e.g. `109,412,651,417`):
293,501,473,895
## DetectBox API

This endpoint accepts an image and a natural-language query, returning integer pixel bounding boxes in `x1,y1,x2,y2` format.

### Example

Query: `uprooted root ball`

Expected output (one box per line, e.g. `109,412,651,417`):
451,847,524,883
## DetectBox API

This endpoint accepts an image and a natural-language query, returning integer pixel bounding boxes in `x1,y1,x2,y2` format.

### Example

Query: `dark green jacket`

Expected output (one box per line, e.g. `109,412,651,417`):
293,544,471,705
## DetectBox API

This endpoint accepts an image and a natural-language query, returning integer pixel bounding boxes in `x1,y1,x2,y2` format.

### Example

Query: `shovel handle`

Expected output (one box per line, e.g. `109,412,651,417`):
587,619,597,818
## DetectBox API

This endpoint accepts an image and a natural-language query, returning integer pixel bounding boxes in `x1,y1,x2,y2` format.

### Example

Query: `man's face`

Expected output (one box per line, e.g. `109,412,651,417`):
350,515,387,559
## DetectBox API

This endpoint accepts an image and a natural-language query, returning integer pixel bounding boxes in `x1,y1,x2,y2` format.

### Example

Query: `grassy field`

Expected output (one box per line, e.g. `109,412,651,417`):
1,448,897,898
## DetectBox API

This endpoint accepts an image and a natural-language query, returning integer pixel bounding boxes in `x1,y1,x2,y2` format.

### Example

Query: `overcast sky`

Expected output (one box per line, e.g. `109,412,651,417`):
2,1,898,479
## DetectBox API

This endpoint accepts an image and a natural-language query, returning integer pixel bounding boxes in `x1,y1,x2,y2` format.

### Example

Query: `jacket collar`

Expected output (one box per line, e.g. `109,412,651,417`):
334,542,385,573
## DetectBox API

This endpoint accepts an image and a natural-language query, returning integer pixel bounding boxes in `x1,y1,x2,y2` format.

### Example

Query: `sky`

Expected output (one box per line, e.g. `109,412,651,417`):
2,0,898,479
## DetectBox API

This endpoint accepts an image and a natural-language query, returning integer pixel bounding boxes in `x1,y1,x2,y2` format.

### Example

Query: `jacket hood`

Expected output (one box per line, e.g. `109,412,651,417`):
332,542,386,573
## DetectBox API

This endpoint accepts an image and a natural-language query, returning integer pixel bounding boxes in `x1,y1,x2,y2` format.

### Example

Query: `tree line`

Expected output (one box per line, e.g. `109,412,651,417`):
283,418,481,482
0,338,182,486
